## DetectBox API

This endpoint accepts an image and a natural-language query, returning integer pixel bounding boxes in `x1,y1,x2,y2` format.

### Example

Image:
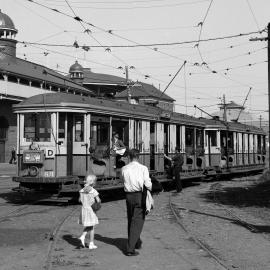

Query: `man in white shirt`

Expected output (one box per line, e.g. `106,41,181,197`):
121,149,152,256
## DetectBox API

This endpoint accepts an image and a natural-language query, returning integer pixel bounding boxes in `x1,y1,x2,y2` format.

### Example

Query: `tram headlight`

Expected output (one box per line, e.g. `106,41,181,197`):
29,166,38,177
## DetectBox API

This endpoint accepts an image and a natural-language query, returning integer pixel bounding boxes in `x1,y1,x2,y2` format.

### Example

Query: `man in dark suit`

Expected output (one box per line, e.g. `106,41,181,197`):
164,147,184,192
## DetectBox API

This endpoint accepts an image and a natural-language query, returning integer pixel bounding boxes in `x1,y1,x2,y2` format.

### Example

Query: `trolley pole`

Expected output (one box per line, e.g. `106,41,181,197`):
250,24,270,168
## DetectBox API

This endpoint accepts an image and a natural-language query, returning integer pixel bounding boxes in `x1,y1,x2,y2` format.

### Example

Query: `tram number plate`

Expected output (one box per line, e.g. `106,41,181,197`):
44,171,54,177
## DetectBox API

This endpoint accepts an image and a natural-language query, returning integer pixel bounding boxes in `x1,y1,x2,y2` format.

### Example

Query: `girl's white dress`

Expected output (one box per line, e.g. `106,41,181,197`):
78,186,99,227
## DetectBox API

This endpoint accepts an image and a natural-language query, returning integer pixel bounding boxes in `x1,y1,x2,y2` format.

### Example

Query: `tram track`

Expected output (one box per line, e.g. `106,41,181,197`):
0,201,40,222
169,193,232,270
44,205,79,270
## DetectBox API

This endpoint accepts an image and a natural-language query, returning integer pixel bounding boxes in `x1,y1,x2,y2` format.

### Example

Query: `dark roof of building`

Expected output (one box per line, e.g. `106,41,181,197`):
219,101,244,109
69,60,83,73
115,82,175,102
0,57,91,93
0,10,17,32
82,68,127,85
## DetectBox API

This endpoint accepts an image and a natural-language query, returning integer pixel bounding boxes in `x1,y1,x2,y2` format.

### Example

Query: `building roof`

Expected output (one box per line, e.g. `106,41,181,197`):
0,10,17,32
69,60,83,73
115,82,175,102
82,68,127,85
0,57,91,94
219,101,244,109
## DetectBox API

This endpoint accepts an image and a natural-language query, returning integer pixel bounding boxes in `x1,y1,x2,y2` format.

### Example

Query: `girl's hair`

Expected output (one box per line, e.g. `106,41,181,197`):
85,174,97,186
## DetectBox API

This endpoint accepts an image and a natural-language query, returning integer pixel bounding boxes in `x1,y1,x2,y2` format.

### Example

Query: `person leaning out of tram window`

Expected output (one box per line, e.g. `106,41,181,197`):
111,133,126,169
164,147,184,193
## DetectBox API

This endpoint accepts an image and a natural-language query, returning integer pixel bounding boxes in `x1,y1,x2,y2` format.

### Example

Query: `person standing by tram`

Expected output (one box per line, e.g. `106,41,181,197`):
164,147,184,193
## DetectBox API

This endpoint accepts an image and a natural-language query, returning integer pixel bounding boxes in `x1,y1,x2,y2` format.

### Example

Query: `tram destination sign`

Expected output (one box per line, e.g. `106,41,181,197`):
23,150,44,164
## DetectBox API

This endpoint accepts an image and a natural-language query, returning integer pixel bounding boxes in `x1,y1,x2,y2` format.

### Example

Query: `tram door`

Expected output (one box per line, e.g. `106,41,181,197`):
205,130,220,167
150,122,155,170
67,113,73,175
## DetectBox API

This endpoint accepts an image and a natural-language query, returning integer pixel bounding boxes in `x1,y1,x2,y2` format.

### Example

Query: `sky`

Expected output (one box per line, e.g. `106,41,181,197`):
1,0,270,127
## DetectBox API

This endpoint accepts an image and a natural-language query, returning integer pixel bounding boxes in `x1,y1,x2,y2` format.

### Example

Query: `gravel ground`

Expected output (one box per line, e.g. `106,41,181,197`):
171,169,270,270
1,165,270,270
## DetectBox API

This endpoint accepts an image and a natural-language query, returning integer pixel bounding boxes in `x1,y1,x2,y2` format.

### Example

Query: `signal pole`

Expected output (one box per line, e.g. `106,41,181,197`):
250,24,270,168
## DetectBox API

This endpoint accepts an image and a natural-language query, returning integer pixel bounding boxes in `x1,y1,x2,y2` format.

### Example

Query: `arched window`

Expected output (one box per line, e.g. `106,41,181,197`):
0,116,9,139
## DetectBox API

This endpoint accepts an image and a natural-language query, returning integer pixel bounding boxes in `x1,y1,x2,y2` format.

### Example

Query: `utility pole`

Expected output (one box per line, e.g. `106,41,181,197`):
125,66,131,103
259,115,262,128
250,24,270,168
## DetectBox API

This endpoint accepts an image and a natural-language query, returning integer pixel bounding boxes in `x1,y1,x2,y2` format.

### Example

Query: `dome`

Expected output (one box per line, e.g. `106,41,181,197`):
69,60,83,73
0,10,17,32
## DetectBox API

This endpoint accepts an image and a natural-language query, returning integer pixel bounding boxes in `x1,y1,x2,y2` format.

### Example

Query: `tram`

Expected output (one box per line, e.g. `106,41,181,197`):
12,92,266,195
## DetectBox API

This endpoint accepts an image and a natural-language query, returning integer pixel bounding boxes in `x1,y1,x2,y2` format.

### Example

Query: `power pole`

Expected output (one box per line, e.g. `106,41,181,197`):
125,66,131,103
259,115,262,128
250,24,270,168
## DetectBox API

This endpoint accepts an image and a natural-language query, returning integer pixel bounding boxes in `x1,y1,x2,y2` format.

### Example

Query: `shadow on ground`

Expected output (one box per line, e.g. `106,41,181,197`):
63,233,127,253
200,170,270,208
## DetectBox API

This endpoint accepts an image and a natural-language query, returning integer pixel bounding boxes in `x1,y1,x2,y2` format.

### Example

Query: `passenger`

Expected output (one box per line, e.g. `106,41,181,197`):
164,147,184,193
78,174,101,249
29,138,40,150
111,133,126,169
121,149,152,256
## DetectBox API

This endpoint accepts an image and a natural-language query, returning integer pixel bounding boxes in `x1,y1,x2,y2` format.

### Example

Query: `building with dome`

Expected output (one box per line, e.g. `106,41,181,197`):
68,60,175,109
0,10,175,163
0,10,93,162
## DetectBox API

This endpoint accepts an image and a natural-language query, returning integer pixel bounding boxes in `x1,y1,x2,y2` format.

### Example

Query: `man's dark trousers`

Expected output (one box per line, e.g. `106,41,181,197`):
126,192,145,252
174,166,182,192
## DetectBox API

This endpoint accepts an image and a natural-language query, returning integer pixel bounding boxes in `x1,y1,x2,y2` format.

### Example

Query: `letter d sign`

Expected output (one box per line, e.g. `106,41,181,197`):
45,148,55,158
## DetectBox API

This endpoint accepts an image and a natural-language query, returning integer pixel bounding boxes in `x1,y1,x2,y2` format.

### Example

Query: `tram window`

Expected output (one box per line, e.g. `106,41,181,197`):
24,113,51,142
185,128,194,147
134,120,142,151
208,130,217,146
74,115,84,142
196,129,203,147
228,132,233,149
58,113,65,139
90,122,110,146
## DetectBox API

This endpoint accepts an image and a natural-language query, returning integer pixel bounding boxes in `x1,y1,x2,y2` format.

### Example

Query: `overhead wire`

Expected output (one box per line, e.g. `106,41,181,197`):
34,0,211,9
18,0,269,113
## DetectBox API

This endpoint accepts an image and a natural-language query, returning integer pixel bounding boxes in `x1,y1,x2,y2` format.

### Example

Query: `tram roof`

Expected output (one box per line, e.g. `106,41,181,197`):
202,118,265,134
13,92,204,126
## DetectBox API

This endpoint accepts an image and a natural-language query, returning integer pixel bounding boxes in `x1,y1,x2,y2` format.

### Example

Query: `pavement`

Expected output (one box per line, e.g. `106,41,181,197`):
0,163,16,177
51,193,226,270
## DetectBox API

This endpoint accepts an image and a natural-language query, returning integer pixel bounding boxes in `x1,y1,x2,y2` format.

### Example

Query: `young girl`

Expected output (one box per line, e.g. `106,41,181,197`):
78,174,101,249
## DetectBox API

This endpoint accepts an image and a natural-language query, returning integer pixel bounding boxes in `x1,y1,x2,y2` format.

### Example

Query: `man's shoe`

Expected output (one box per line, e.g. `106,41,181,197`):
126,251,139,256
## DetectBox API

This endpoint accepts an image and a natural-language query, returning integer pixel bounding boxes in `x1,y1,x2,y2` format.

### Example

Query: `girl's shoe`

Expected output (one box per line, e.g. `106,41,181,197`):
79,236,85,247
89,243,97,249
